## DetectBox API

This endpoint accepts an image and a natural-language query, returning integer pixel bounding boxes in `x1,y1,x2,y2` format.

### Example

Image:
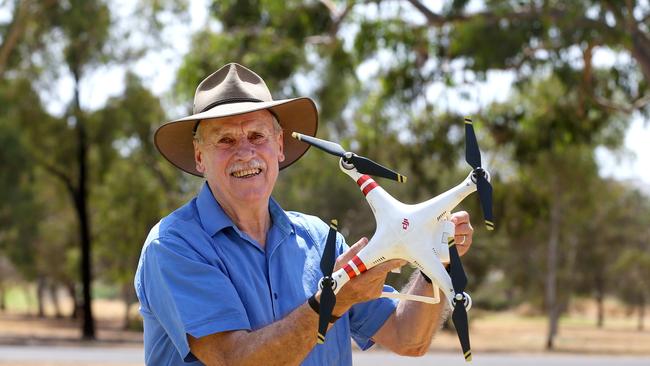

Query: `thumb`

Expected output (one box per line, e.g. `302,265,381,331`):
334,237,368,271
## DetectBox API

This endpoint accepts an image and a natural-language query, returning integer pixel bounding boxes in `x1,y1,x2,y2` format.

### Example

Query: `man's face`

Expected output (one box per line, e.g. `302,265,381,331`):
193,110,285,207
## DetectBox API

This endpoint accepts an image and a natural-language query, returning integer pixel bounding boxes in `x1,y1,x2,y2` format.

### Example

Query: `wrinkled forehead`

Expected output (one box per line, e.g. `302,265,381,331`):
202,110,276,135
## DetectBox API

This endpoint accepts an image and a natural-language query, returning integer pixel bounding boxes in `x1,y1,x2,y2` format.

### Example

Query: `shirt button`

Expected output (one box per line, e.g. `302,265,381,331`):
273,292,278,300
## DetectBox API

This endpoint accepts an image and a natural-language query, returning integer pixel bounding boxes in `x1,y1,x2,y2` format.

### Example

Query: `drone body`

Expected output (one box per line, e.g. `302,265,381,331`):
331,162,482,310
292,118,493,362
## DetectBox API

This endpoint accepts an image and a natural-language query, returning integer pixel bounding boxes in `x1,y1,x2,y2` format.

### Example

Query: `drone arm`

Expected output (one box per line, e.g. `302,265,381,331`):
414,171,477,223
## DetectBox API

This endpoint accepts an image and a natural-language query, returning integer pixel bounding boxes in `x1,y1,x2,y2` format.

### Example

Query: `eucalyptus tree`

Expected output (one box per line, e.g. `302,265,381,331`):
610,189,650,331
2,0,188,338
0,77,48,313
171,0,647,349
92,73,179,327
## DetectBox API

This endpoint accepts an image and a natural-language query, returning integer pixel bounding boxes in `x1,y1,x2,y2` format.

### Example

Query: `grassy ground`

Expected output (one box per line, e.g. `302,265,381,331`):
425,310,650,355
1,288,648,355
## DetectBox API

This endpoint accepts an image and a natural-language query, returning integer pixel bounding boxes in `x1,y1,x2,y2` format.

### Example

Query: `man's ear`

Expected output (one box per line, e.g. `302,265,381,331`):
193,140,205,174
277,130,285,162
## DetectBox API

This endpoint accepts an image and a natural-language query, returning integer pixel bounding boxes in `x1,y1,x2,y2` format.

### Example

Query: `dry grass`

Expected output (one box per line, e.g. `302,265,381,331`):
420,298,650,355
1,297,648,356
422,311,650,355
0,299,142,347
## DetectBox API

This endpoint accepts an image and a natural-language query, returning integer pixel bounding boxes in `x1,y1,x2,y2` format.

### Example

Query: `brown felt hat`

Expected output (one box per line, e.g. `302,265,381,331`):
154,63,318,176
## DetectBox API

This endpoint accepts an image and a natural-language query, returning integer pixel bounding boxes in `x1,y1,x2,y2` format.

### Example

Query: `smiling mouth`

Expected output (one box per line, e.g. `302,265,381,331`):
231,168,262,178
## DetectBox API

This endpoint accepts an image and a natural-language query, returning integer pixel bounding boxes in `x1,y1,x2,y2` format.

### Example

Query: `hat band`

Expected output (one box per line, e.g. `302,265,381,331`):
199,97,264,113
192,97,264,136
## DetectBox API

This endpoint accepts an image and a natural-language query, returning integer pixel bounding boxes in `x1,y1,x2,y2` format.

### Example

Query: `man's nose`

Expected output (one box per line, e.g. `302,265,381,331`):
233,138,255,158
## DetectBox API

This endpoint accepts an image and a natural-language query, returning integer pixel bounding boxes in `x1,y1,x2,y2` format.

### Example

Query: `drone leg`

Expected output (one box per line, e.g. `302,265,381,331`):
380,291,441,304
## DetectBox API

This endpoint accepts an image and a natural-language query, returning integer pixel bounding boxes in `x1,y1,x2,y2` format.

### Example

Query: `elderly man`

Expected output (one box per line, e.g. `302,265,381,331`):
135,63,473,365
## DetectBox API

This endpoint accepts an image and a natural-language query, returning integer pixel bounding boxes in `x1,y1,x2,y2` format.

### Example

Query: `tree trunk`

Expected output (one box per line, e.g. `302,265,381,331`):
66,283,78,319
0,0,30,78
0,283,5,311
22,286,33,316
49,284,62,318
639,295,646,332
122,284,133,330
545,196,561,350
595,273,605,328
71,68,95,340
36,277,46,318
631,30,650,85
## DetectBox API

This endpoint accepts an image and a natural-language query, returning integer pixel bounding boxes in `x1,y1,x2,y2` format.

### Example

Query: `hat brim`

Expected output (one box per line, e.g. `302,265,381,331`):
154,97,318,177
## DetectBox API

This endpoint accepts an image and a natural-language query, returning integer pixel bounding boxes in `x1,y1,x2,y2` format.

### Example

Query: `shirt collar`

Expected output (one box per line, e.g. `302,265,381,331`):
268,196,294,236
196,182,294,237
197,183,235,236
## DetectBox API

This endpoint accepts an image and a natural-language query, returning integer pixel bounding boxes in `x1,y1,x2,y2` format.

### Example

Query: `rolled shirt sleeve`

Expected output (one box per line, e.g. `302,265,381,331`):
348,285,398,350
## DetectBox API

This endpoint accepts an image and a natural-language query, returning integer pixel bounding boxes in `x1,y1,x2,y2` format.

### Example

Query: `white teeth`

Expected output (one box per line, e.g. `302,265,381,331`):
232,168,261,178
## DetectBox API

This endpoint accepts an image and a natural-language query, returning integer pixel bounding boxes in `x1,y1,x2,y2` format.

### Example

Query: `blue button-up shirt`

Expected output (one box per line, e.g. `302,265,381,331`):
134,183,398,365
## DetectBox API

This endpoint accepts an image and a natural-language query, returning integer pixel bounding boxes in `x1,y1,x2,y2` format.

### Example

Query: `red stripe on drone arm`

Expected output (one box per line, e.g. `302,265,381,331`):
352,256,367,273
356,175,371,187
362,181,378,196
343,264,357,279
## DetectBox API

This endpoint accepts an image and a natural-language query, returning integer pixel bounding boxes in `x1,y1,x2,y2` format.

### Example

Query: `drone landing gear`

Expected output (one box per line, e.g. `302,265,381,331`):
380,290,441,304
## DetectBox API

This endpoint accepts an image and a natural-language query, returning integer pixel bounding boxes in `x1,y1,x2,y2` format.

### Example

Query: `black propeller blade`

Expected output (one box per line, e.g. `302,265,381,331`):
317,219,339,344
293,133,346,158
464,118,495,231
448,237,472,362
476,173,494,231
452,303,472,362
448,238,467,293
291,132,407,183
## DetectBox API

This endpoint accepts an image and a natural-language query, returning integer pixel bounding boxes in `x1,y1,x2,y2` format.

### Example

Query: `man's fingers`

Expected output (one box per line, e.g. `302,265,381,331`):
454,222,473,236
346,237,369,258
451,210,470,225
451,211,473,257
334,237,368,271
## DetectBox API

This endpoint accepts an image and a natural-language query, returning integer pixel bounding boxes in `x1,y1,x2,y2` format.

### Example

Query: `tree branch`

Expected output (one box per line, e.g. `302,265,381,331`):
331,1,355,37
405,0,447,25
0,0,30,78
31,153,77,198
594,93,650,114
404,0,618,35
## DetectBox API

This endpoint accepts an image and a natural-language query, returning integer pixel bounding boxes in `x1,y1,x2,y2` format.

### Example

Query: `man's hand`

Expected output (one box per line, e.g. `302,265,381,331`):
451,211,473,257
321,237,405,318
318,211,472,319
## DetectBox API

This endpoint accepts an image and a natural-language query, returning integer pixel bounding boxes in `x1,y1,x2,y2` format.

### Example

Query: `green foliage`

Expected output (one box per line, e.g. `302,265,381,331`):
448,14,543,72
0,78,46,281
94,157,165,285
177,0,333,106
610,189,650,307
54,0,111,75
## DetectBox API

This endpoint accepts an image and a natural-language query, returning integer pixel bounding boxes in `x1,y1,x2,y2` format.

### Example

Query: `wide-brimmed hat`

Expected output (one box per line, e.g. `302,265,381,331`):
154,63,318,176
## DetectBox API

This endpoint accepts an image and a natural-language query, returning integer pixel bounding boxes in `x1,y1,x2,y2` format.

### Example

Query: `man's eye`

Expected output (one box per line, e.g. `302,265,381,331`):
250,133,265,142
218,137,234,144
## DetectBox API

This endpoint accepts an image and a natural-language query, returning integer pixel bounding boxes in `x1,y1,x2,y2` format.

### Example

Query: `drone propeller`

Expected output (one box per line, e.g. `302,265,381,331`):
292,132,407,183
317,219,339,343
448,237,472,362
464,118,494,231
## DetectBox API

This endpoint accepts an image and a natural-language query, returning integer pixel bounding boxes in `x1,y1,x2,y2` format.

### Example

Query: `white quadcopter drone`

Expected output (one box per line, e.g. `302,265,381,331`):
292,118,494,362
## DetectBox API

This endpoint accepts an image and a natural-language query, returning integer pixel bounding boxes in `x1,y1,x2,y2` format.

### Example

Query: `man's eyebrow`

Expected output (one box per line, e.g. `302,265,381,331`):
207,125,235,135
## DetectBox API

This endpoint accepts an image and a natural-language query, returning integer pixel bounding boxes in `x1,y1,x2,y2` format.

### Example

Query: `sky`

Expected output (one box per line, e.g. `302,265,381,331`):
2,0,649,188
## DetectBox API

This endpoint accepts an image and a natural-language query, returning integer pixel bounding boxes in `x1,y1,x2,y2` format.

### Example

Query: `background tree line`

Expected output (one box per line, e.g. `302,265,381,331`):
1,0,649,349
